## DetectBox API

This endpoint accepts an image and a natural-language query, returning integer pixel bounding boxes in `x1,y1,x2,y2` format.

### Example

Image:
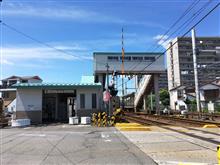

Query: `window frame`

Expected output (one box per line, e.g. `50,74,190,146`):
92,93,97,109
80,94,85,109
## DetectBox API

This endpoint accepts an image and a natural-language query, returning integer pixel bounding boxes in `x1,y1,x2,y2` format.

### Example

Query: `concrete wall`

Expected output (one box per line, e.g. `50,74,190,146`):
16,89,42,123
169,90,178,110
94,52,165,74
7,98,16,113
76,88,102,117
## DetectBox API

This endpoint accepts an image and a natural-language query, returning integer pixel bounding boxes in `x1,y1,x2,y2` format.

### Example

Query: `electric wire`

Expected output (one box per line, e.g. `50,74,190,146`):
0,21,108,65
124,0,210,74
152,0,213,53
118,2,220,88
147,0,201,51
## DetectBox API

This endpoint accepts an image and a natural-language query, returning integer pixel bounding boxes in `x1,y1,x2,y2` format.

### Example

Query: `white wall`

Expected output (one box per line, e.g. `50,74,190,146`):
76,88,102,110
7,98,16,113
16,89,42,112
169,90,178,110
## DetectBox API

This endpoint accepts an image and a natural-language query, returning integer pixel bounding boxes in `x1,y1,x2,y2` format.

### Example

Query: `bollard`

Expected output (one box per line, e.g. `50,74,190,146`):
91,113,97,126
102,112,107,127
97,112,101,127
109,116,115,126
217,145,220,165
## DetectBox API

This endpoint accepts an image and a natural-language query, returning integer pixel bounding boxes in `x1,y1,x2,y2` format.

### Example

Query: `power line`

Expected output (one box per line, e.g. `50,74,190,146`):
147,0,201,51
1,22,81,59
0,21,108,65
125,0,210,74
152,0,213,53
143,1,220,71
118,2,220,88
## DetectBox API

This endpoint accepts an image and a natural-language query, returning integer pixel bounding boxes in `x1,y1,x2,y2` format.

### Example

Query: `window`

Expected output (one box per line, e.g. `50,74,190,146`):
144,57,155,61
21,80,28,83
80,94,85,109
132,56,143,61
2,92,9,98
92,93,97,109
120,56,131,61
181,70,188,75
8,80,17,86
107,56,118,61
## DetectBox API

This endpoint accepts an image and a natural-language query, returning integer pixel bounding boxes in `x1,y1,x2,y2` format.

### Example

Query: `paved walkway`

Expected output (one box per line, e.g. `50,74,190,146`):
0,125,156,165
120,126,220,165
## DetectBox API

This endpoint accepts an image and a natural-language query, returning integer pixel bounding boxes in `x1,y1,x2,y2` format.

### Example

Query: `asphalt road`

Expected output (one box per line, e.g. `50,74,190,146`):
0,125,156,165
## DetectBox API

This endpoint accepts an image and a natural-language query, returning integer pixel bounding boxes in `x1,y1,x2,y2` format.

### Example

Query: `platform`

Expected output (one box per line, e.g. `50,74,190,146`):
119,125,220,165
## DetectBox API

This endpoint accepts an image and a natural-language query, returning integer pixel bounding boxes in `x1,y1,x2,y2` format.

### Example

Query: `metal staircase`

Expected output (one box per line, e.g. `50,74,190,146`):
134,75,153,109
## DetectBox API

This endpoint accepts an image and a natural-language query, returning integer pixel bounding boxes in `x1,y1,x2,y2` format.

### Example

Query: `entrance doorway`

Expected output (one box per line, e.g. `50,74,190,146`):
42,90,76,123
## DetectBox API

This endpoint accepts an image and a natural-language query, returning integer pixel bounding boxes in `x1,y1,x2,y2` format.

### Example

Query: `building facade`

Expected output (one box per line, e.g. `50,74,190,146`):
167,37,220,110
167,37,220,91
13,82,102,124
0,76,43,113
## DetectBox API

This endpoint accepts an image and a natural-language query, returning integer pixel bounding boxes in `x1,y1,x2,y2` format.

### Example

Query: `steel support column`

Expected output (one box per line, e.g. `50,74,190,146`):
143,94,148,113
154,74,160,115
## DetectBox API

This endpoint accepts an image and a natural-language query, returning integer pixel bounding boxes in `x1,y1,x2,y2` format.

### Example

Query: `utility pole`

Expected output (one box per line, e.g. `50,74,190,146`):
191,28,201,113
0,0,2,84
121,28,125,110
105,63,110,117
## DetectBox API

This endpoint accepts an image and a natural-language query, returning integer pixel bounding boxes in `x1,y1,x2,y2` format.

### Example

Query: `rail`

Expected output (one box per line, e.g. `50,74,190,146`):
124,112,220,127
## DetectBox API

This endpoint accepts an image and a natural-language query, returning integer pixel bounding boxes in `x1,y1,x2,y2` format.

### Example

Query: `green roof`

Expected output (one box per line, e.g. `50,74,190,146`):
12,82,101,89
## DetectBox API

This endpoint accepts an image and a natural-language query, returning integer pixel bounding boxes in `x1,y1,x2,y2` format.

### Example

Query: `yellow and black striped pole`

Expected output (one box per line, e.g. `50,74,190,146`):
98,112,101,127
102,112,107,127
92,113,97,126
217,145,220,165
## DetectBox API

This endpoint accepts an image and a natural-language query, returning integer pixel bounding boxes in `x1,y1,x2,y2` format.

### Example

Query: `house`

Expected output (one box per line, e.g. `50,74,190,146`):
169,80,220,111
11,76,102,124
0,76,43,113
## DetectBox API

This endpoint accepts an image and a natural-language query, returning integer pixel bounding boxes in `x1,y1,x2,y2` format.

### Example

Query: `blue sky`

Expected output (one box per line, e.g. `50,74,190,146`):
1,0,219,83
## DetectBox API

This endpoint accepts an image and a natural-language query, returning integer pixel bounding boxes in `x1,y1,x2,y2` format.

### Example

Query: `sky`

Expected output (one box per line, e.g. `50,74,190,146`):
0,0,219,84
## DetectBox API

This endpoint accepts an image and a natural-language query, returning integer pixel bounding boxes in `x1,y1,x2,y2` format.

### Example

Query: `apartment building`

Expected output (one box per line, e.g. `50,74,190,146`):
167,37,220,90
167,37,220,110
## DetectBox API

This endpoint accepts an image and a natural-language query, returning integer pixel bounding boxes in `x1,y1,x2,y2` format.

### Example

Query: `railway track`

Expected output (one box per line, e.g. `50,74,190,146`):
124,112,220,145
124,112,220,127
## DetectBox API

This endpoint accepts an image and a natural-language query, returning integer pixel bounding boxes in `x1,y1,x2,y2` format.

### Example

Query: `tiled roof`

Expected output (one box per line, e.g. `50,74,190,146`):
2,75,42,81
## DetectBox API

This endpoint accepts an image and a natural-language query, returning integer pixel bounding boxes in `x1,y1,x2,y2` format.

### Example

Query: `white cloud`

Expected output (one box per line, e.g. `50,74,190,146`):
153,35,169,40
2,59,14,65
2,44,92,63
3,5,166,29
153,34,172,48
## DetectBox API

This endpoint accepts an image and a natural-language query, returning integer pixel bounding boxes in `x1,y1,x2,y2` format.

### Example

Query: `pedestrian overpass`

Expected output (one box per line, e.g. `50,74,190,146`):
93,52,166,113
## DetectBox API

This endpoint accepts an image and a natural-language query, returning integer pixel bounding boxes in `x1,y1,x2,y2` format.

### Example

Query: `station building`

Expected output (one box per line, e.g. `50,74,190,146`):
11,76,102,124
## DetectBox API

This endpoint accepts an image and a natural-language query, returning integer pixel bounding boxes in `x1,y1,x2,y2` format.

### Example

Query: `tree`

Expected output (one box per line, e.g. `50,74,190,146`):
145,89,170,110
159,89,170,107
185,99,197,112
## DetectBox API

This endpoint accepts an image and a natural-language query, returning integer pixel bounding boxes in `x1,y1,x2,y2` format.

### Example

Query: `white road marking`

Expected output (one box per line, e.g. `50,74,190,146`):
101,132,111,142
20,133,46,137
23,127,31,129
